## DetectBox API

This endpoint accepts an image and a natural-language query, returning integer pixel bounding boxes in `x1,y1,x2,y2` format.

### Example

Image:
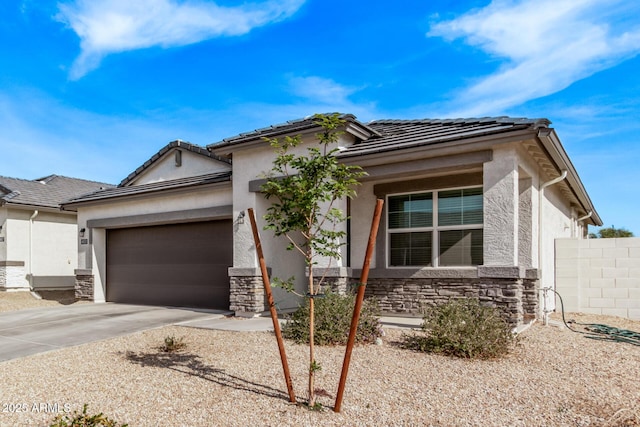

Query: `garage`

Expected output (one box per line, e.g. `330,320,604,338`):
106,220,232,310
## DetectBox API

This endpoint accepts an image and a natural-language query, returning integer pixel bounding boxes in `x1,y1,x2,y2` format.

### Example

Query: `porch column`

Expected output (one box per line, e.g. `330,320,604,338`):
483,145,519,266
229,188,267,316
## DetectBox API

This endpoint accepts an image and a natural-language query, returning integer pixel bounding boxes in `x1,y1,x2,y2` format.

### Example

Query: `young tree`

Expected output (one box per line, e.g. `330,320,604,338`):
589,225,634,238
261,113,365,407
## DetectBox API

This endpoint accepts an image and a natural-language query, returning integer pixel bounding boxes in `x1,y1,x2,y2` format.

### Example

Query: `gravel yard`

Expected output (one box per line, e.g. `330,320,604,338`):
1,292,639,426
0,291,88,312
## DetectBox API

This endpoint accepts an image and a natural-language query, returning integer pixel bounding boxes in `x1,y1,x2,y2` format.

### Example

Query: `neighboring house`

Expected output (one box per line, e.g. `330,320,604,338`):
0,175,113,291
62,115,602,326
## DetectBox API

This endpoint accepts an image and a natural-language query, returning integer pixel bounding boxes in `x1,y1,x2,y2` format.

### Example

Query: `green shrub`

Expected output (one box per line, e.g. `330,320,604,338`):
282,291,382,345
50,404,128,427
161,335,186,352
402,298,515,359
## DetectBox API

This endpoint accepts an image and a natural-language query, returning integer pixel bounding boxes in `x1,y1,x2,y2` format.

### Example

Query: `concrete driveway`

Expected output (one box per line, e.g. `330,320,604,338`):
0,303,230,362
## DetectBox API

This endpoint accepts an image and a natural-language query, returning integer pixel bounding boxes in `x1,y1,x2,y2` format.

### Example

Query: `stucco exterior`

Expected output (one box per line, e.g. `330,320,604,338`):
70,147,233,303
1,175,109,291
64,115,601,327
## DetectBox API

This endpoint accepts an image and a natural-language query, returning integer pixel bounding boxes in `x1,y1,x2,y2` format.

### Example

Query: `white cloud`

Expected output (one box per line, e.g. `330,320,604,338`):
428,0,640,116
56,0,305,79
285,75,378,120
288,76,358,105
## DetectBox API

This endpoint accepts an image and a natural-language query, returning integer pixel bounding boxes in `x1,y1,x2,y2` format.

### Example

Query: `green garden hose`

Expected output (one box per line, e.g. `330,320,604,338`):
552,289,640,346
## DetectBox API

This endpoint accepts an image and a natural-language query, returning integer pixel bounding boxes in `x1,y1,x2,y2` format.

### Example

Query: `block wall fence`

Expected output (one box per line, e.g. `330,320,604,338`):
555,237,640,320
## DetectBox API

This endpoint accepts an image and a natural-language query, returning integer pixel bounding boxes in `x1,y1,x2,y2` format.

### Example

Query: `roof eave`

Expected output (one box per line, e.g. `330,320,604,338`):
208,114,380,156
61,174,232,211
537,128,602,226
1,201,70,214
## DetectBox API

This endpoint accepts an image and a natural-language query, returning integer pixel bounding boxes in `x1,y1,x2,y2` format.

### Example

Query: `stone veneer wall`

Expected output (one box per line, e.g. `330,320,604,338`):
229,274,266,314
363,277,539,327
74,269,94,300
311,267,352,295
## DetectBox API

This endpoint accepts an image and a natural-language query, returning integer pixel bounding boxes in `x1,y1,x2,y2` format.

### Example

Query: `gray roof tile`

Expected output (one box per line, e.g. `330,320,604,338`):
338,117,551,158
0,175,114,209
207,113,381,150
63,171,231,208
207,115,550,156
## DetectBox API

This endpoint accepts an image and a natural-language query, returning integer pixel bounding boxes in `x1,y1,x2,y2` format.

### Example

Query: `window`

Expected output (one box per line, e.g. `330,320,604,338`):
387,187,483,267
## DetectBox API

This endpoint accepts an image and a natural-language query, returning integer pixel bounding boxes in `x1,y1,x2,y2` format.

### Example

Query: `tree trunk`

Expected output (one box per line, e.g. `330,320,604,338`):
308,296,316,407
308,264,316,407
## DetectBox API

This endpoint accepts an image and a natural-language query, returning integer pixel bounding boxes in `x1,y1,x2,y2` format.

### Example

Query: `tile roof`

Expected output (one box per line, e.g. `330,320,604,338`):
62,171,232,208
207,113,381,151
0,175,114,210
207,114,550,157
119,140,230,187
338,117,551,158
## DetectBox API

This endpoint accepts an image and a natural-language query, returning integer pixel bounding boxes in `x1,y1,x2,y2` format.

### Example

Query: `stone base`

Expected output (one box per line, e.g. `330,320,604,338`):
74,269,94,300
363,276,539,327
311,267,352,295
229,273,266,315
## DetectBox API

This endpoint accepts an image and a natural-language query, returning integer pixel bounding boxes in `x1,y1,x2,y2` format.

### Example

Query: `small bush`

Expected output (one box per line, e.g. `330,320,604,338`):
161,335,186,352
402,298,515,359
282,291,382,345
50,404,128,427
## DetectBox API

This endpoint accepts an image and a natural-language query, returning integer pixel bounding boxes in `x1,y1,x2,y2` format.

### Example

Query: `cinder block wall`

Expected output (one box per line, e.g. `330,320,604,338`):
555,238,640,320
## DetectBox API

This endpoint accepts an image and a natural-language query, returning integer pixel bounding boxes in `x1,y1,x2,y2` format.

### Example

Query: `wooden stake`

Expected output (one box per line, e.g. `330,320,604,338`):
334,199,384,412
247,208,297,403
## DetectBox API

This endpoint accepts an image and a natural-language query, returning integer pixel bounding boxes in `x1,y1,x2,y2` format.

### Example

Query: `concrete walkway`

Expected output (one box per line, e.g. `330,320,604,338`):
0,303,422,362
179,313,423,332
0,303,229,362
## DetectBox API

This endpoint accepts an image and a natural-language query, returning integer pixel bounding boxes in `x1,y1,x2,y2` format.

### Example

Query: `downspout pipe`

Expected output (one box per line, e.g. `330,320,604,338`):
539,170,567,326
29,210,39,292
578,211,593,224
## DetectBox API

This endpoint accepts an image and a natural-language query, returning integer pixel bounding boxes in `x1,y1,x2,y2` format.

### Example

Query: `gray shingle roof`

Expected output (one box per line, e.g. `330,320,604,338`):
62,171,232,208
338,116,551,158
119,140,231,187
0,175,114,209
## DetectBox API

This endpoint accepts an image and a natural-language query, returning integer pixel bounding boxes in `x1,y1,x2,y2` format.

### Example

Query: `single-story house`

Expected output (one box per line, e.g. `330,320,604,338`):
0,175,112,291
62,115,602,326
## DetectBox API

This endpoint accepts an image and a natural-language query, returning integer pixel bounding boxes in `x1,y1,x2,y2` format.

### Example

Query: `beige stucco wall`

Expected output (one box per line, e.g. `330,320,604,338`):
77,185,232,302
132,149,231,185
349,139,581,319
0,207,7,261
1,208,77,290
350,181,379,270
556,237,640,320
229,133,354,309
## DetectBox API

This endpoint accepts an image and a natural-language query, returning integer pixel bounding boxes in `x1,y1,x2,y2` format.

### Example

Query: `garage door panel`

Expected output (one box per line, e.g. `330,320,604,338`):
106,220,231,310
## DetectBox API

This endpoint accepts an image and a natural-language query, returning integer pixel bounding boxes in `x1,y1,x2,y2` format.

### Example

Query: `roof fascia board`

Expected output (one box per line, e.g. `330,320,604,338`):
2,203,70,215
358,150,491,181
536,128,602,226
62,179,231,211
340,128,536,167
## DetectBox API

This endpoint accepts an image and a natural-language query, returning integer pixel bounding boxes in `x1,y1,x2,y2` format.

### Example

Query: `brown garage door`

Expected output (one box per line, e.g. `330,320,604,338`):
106,220,232,309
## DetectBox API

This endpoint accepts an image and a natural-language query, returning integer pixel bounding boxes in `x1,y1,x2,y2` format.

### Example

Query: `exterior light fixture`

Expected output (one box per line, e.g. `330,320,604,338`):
237,211,245,224
79,227,86,237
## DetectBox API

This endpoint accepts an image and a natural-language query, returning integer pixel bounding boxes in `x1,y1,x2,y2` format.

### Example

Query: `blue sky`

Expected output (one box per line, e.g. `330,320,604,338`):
1,0,639,235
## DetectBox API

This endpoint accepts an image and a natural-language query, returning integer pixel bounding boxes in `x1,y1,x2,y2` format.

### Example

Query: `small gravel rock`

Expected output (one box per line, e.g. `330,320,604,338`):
0,293,638,426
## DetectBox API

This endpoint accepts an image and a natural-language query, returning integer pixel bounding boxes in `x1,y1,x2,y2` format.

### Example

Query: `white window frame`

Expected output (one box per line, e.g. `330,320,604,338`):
386,185,483,268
